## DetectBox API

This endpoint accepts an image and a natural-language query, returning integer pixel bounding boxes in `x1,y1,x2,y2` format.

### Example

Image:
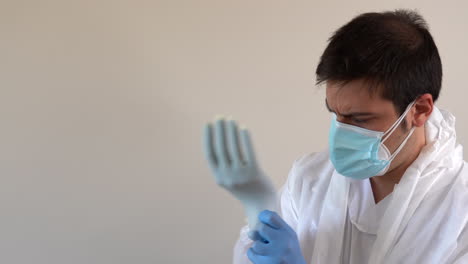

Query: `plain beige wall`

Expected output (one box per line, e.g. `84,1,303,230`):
1,0,467,263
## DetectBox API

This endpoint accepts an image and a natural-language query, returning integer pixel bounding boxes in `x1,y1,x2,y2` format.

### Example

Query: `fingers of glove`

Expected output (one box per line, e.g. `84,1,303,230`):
214,118,230,167
203,123,217,169
247,230,260,241
251,240,271,256
257,222,282,243
259,210,287,230
226,119,243,166
247,247,271,264
248,230,269,244
239,127,258,166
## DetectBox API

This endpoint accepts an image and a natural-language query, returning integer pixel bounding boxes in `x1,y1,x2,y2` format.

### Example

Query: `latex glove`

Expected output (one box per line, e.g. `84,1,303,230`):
247,210,306,264
203,116,277,229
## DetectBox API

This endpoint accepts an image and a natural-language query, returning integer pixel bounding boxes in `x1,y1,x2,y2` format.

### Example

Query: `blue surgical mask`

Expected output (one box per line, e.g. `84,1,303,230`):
329,101,416,179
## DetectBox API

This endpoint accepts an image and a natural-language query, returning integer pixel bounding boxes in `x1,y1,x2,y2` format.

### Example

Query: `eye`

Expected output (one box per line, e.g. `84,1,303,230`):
352,118,368,124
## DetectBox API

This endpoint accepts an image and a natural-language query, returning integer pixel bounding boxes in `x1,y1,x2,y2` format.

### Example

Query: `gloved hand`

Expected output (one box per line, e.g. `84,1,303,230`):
203,116,278,229
247,210,306,264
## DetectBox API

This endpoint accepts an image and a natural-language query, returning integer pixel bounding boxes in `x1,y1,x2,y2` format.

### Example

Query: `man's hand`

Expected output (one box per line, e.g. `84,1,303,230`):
247,210,306,264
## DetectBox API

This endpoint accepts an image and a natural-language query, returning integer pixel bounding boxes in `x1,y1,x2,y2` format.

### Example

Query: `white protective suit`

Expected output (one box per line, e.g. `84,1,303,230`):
233,107,468,264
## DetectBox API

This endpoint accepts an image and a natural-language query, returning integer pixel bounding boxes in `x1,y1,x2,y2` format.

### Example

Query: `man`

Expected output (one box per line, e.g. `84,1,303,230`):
203,9,468,263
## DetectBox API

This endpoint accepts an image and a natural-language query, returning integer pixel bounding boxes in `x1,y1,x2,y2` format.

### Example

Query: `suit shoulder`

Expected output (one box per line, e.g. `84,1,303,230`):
292,151,333,177
286,150,334,192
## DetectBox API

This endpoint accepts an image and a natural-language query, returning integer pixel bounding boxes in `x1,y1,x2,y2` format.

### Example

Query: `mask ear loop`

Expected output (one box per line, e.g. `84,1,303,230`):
387,127,416,162
381,100,416,144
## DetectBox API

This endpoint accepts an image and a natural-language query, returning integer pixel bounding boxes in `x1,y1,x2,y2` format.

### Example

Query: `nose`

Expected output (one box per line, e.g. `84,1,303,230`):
334,114,349,124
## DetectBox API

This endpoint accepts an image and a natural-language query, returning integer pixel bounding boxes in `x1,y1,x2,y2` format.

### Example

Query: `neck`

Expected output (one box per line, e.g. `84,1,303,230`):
370,126,426,203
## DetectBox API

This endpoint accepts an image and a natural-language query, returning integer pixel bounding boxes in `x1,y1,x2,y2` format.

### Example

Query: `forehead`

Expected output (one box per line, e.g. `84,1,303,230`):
325,79,390,112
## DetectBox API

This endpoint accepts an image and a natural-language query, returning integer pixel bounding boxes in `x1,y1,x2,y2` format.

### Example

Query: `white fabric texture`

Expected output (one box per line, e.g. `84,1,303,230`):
341,178,394,263
233,107,468,264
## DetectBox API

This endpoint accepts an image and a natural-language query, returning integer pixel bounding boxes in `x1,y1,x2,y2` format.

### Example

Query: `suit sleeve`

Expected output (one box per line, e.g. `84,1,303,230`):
446,223,468,264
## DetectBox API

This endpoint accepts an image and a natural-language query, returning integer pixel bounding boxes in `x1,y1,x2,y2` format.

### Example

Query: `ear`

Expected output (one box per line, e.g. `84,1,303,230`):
412,94,433,127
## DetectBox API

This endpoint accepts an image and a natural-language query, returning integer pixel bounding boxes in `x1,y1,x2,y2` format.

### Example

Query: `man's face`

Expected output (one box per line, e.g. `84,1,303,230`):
325,79,413,155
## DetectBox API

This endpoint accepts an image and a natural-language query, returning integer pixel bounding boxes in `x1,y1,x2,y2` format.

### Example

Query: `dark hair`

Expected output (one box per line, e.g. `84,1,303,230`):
316,9,442,114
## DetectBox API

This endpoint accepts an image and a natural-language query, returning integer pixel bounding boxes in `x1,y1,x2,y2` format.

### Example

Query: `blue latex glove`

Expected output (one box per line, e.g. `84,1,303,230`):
203,116,277,230
247,210,306,264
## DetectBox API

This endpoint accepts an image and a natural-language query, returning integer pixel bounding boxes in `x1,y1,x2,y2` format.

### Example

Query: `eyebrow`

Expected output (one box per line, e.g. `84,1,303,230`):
325,99,375,117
